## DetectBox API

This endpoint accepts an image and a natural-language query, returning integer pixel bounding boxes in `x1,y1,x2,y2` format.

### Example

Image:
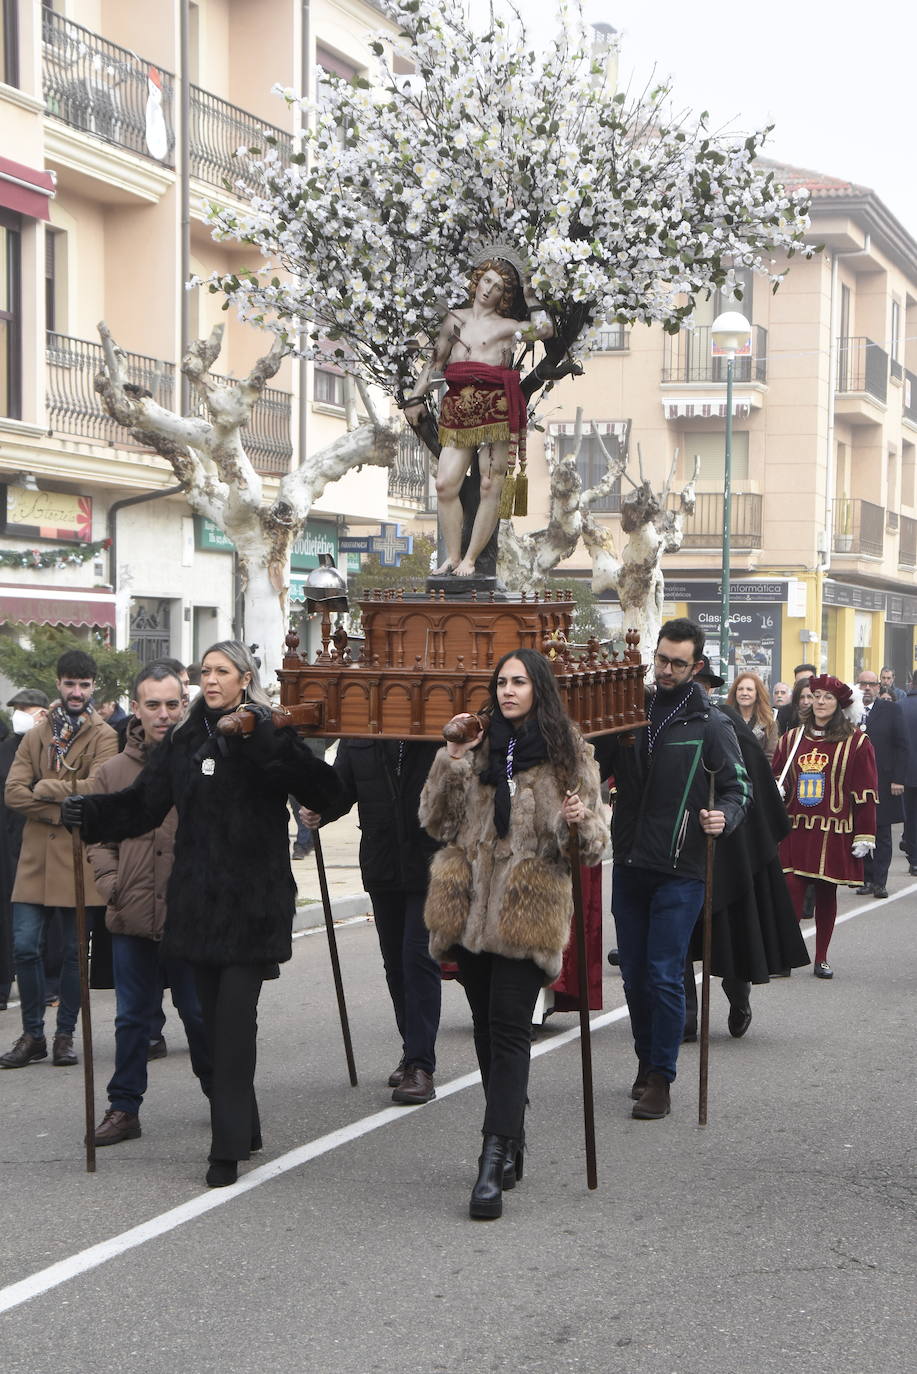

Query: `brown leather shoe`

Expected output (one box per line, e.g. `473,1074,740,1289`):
391,1064,435,1104
52,1033,78,1066
0,1033,48,1068
632,1071,671,1120
387,1055,407,1088
94,1108,141,1146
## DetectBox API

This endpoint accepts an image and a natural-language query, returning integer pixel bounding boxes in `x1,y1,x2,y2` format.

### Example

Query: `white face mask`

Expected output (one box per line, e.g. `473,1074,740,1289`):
12,710,38,734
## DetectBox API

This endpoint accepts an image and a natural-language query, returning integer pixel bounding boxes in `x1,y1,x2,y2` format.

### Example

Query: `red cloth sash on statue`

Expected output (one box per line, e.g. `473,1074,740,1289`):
438,361,527,463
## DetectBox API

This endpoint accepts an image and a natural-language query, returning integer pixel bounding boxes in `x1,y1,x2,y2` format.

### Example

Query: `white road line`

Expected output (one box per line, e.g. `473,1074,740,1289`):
0,884,912,1318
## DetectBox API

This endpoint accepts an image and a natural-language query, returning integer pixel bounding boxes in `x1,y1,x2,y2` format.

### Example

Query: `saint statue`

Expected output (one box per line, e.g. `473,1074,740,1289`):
403,246,553,578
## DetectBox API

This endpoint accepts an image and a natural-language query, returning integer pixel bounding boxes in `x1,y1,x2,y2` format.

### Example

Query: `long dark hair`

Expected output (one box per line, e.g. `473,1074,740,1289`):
487,648,580,789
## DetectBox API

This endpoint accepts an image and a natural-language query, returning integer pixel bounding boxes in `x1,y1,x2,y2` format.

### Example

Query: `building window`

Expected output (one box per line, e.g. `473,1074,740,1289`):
0,209,21,419
595,324,628,351
682,429,750,484
555,429,623,512
891,299,902,380
314,367,344,407
1,0,19,87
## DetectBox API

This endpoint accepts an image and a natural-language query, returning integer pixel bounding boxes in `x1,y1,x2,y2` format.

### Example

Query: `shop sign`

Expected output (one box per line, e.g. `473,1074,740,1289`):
194,518,338,568
661,579,789,605
822,583,885,611
687,603,782,689
2,486,92,542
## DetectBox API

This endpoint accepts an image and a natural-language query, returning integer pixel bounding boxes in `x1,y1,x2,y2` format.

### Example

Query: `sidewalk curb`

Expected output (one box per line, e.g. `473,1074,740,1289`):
294,891,373,931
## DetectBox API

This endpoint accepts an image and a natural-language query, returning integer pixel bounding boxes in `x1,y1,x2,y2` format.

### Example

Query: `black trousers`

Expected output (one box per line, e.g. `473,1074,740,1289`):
863,824,893,889
194,963,264,1162
453,948,543,1140
368,888,441,1074
683,954,750,1030
903,789,917,865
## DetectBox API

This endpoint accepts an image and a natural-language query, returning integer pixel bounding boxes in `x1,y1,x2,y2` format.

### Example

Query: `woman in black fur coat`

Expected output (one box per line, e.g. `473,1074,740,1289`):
64,642,341,1188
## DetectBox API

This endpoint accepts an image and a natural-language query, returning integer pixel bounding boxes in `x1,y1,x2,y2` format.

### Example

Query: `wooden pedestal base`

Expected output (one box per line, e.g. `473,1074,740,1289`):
278,590,646,741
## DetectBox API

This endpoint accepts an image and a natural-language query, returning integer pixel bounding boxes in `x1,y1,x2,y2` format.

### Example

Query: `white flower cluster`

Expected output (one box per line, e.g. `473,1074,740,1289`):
202,0,813,399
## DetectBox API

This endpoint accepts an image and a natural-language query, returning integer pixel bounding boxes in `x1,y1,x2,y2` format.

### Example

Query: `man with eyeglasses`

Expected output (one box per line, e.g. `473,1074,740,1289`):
593,619,751,1122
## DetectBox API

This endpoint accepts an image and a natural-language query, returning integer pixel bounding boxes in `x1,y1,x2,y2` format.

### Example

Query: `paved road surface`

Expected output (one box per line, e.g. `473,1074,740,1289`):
1,870,914,1373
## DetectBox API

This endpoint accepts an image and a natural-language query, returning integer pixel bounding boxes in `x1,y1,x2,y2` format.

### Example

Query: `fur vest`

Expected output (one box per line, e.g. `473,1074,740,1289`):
419,733,607,981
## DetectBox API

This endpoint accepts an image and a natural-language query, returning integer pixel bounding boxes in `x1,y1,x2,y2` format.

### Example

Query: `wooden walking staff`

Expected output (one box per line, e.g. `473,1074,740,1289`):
311,828,358,1087
68,770,96,1171
698,767,717,1128
567,818,598,1190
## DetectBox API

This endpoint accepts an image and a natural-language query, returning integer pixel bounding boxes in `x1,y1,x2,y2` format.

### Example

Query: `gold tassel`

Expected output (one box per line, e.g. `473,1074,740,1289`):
499,472,516,520
513,459,528,517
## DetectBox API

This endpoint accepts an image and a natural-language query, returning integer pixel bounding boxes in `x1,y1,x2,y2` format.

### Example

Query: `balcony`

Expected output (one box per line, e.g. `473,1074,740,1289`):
189,86,293,196
666,492,762,549
46,332,175,446
833,498,884,557
662,325,768,385
42,12,175,166
46,334,291,475
595,325,629,352
390,427,433,510
192,374,293,475
900,516,917,569
835,337,887,426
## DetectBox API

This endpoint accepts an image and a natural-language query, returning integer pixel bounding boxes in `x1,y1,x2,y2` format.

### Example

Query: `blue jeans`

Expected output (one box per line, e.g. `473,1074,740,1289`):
109,934,212,1114
12,903,79,1038
611,865,706,1083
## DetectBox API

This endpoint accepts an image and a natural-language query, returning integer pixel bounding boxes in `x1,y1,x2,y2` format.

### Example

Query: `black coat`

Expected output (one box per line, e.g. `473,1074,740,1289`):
0,732,24,993
80,707,342,967
689,706,809,981
864,698,908,826
321,739,440,892
900,690,917,789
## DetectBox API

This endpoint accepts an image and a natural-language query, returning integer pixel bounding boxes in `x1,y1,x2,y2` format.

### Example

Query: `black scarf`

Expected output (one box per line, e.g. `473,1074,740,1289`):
480,714,549,837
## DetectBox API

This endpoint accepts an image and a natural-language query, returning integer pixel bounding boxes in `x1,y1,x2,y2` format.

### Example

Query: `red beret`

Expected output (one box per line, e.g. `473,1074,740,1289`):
808,674,853,708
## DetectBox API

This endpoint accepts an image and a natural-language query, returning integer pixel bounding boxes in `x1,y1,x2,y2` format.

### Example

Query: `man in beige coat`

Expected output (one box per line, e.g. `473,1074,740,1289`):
1,650,117,1068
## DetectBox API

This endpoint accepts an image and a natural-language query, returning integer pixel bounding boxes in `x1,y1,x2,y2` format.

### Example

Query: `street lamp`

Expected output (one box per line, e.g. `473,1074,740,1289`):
710,310,753,681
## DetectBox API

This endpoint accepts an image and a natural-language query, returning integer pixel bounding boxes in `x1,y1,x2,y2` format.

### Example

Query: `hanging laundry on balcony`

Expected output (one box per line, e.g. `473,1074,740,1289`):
145,67,169,160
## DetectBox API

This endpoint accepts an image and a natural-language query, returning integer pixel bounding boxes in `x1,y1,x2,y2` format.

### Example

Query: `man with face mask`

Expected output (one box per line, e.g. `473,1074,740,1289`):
1,653,117,1068
0,690,50,1010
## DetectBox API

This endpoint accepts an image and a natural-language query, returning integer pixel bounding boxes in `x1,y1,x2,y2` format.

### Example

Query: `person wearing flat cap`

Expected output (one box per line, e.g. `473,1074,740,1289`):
771,675,878,978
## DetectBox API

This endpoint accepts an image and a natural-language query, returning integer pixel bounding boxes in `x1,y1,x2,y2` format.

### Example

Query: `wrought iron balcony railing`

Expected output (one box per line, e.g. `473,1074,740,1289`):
666,491,763,548
833,498,884,557
899,515,917,568
189,86,293,194
595,325,629,352
390,427,433,509
42,11,175,165
662,325,768,385
192,374,293,475
836,337,888,403
46,332,175,445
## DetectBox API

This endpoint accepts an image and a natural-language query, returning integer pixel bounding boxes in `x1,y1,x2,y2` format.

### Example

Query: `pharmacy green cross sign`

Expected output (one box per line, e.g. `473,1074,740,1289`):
338,522,413,567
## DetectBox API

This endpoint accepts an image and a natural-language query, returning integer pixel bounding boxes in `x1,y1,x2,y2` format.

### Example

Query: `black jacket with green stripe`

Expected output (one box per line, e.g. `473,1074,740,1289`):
594,683,752,881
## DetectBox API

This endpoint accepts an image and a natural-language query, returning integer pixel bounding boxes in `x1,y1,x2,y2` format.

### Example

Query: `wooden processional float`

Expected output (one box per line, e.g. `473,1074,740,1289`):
278,585,647,741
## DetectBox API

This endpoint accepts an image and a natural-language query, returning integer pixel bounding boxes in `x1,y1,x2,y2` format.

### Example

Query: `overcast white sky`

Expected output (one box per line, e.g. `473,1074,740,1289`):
469,0,917,241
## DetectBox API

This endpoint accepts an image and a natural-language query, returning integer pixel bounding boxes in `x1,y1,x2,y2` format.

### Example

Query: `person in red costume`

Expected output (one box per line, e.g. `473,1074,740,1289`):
771,674,878,979
404,249,553,576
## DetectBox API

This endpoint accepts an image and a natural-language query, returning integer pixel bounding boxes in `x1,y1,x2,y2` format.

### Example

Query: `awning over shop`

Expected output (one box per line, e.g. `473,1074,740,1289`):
661,397,752,420
0,585,116,629
0,157,56,221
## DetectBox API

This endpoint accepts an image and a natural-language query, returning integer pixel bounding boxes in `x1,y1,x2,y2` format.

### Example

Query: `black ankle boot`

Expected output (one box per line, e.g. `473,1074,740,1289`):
470,1134,511,1219
502,1137,524,1190
206,1158,238,1188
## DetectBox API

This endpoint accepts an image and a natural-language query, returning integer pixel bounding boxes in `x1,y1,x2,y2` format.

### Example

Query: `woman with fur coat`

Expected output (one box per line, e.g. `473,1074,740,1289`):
63,642,341,1188
420,648,607,1220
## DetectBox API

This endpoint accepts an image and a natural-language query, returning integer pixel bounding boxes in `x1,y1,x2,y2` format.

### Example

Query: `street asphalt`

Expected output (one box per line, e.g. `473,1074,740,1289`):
0,853,914,1373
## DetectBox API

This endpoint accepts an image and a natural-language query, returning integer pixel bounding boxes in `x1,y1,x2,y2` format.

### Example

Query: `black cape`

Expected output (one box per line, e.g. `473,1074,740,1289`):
690,705,810,981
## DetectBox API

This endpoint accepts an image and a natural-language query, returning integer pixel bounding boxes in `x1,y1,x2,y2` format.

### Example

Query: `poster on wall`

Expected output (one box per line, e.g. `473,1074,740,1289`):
689,603,782,689
3,487,93,542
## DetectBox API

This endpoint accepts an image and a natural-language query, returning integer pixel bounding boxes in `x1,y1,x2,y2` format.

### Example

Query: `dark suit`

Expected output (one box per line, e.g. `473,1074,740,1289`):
899,690,917,866
863,698,909,889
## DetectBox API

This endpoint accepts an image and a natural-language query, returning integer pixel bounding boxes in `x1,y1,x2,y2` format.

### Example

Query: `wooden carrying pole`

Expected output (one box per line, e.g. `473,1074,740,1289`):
312,828,358,1086
698,769,717,1127
70,775,96,1172
568,822,598,1190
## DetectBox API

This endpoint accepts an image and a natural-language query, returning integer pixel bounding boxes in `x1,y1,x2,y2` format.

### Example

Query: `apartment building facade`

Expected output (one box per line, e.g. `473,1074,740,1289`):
0,0,427,677
510,161,917,685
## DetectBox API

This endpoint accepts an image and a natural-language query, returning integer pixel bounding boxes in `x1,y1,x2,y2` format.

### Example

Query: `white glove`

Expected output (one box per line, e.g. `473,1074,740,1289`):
851,840,875,858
